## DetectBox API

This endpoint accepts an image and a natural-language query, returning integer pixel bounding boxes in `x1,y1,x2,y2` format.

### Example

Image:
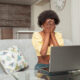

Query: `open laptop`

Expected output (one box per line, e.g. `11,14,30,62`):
49,46,80,74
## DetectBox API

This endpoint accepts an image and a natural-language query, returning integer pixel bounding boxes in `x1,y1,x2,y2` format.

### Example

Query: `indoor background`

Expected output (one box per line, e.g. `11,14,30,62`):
0,0,80,45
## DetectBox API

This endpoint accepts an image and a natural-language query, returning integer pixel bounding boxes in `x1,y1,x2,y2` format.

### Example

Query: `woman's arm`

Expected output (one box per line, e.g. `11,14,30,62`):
40,20,51,57
50,32,59,46
40,33,50,56
49,19,59,46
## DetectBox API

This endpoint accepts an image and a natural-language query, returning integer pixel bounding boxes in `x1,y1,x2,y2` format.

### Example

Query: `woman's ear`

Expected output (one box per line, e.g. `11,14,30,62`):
41,25,45,30
41,25,43,28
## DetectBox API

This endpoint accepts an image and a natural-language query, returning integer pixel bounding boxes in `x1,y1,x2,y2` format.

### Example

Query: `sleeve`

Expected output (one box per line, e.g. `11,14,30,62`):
56,32,64,46
32,32,43,54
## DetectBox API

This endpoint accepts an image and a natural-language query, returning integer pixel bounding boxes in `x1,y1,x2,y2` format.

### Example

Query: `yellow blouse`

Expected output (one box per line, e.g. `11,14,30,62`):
32,32,64,56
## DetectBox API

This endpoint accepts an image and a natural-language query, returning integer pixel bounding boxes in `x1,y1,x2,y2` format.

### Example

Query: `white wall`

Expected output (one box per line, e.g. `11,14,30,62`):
71,0,80,45
31,0,51,31
50,0,72,41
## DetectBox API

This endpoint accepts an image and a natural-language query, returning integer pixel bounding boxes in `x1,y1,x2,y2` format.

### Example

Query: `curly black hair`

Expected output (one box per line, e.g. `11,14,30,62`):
38,10,60,27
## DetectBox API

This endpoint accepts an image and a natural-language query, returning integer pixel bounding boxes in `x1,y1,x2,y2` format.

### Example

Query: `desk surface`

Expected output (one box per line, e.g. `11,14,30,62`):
13,69,80,80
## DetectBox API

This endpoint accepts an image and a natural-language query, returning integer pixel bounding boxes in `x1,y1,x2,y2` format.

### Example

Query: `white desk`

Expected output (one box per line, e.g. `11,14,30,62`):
12,70,44,80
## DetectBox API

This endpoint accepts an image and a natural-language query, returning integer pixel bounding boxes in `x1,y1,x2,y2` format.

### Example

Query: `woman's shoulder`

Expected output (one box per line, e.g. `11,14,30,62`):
32,32,42,39
33,32,40,35
55,32,62,37
33,32,41,37
55,31,62,35
55,32,63,40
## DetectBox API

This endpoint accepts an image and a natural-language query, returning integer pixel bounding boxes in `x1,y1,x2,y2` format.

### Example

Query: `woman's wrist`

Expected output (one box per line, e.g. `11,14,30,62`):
51,32,55,36
45,32,51,36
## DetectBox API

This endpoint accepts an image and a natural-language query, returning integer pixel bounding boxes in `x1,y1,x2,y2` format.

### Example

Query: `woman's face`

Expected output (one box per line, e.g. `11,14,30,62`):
42,19,56,30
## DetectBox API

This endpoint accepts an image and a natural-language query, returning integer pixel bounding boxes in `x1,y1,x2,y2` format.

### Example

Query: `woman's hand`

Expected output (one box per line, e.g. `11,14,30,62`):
44,26,51,33
46,19,59,46
50,25,55,33
48,19,55,33
42,19,52,34
43,19,55,33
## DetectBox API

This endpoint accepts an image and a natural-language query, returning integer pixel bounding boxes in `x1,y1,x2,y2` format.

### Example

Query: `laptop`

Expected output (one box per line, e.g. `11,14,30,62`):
49,46,80,74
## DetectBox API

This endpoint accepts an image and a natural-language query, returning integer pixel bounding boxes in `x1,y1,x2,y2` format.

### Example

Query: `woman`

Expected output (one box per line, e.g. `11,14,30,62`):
32,10,64,75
